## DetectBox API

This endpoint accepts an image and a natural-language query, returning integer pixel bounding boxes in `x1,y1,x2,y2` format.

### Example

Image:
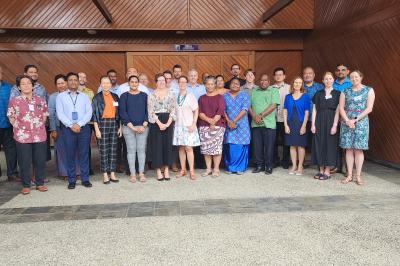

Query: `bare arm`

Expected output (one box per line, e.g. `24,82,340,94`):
355,89,375,122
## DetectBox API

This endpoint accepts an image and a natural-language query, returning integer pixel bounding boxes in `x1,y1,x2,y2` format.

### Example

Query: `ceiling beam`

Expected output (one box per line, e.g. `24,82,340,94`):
92,0,113,24
262,0,294,23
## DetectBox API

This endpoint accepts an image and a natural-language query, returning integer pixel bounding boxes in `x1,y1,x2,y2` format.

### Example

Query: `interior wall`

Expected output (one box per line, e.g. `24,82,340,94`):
303,1,400,164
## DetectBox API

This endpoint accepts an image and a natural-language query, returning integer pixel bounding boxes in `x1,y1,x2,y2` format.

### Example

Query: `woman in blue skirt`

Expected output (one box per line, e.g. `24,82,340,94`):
283,77,311,175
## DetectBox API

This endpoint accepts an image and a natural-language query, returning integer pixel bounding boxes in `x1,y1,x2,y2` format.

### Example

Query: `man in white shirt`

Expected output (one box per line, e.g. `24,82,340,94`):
118,68,149,96
187,69,206,100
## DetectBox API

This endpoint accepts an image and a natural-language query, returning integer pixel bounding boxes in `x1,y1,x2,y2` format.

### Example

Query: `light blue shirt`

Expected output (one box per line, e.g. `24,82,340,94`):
56,90,92,128
48,91,60,131
333,77,352,92
187,83,206,100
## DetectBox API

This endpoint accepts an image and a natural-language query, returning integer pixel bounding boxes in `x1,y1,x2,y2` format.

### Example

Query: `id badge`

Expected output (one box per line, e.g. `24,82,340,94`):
28,104,35,112
112,101,119,107
72,111,78,121
325,95,332,100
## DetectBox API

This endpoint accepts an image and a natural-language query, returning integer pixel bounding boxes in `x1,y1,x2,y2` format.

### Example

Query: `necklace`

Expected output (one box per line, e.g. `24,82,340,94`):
177,93,187,106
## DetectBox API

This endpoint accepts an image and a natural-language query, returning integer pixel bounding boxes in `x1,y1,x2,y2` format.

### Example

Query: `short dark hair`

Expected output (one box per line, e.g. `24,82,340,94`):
163,70,173,76
155,73,166,82
273,67,285,75
54,74,66,85
16,75,34,88
178,75,188,83
66,72,79,80
231,64,240,70
128,75,139,82
172,64,182,71
24,64,38,73
215,75,224,81
229,77,241,87
336,63,348,69
107,69,117,75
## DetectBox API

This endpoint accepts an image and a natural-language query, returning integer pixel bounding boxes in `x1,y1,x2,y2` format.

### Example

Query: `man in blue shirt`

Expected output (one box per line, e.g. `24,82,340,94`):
56,72,93,189
187,69,206,100
333,64,352,92
332,64,351,174
303,66,324,152
0,67,18,181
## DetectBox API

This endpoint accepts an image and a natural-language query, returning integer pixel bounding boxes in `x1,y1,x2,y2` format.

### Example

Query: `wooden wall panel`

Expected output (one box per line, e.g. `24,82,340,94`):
0,0,313,30
0,52,125,94
130,55,161,88
303,1,400,164
255,51,302,85
162,56,190,74
192,55,221,79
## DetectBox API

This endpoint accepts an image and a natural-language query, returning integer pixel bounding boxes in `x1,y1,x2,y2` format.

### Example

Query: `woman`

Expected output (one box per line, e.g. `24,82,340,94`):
224,78,251,174
198,76,225,177
48,74,80,180
119,75,149,183
283,77,310,175
339,70,375,185
311,72,340,180
173,76,200,180
215,75,229,95
7,75,48,195
148,73,176,181
240,69,259,96
92,76,121,184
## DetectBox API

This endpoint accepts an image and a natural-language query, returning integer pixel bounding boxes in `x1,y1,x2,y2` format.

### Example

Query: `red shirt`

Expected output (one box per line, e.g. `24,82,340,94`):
198,94,225,127
7,95,48,143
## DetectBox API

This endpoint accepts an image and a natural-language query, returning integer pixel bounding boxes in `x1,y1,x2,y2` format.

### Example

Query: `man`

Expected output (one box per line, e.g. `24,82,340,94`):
170,64,182,95
187,69,206,100
271,67,290,169
303,67,324,152
332,64,351,174
224,64,246,88
56,72,93,189
0,66,18,181
117,68,149,96
139,73,153,94
10,64,48,101
333,64,352,92
250,74,280,175
78,72,95,175
97,69,119,94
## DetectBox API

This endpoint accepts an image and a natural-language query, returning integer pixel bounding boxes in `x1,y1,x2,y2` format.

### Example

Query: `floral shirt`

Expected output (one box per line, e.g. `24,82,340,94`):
147,91,176,123
7,95,48,143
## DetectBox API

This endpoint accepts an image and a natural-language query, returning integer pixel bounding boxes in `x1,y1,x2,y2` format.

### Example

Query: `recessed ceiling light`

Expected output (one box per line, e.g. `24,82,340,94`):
259,30,272,36
176,30,185,35
0,29,7,34
87,29,97,35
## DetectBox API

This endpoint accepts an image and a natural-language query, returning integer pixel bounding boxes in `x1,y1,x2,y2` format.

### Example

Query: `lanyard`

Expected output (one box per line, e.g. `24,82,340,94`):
68,92,78,110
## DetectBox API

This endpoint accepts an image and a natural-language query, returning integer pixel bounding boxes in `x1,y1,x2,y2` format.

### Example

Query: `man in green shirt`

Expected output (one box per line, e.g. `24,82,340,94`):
249,74,280,174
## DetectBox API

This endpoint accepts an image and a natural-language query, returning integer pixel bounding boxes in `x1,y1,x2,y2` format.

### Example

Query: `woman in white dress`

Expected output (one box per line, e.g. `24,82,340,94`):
173,75,200,180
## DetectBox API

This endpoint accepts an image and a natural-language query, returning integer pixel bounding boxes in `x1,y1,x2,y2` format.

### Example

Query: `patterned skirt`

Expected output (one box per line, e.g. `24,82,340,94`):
173,126,200,147
198,126,225,155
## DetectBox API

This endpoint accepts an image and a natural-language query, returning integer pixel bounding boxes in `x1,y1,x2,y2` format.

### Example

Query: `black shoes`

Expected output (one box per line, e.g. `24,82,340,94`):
252,167,264,173
68,182,76,189
265,168,273,175
82,181,93,188
89,169,94,175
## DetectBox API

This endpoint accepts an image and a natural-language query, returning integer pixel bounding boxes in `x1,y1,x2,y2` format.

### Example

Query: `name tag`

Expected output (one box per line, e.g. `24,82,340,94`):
28,104,35,112
72,111,78,121
325,95,332,100
112,101,119,107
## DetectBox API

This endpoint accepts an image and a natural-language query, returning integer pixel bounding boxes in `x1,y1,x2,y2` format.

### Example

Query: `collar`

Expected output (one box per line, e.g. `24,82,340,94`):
68,89,79,95
334,76,351,85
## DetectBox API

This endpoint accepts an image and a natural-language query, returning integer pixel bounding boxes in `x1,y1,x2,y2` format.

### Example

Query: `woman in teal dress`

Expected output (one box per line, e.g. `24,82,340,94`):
339,70,375,185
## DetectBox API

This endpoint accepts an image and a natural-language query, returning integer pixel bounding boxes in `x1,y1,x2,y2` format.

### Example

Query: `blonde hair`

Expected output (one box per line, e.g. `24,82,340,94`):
290,76,305,94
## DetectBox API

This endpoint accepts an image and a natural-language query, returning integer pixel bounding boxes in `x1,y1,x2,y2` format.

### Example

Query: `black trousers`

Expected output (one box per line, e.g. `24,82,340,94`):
335,124,343,172
16,141,47,187
252,127,276,169
0,127,18,177
274,122,290,167
116,135,129,170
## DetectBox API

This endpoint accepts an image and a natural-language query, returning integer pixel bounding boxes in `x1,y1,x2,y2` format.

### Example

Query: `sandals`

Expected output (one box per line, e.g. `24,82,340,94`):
341,176,353,184
189,170,196,180
130,176,137,183
176,170,187,178
212,170,220,178
139,174,146,183
319,174,331,180
314,173,323,179
201,170,212,177
355,176,364,186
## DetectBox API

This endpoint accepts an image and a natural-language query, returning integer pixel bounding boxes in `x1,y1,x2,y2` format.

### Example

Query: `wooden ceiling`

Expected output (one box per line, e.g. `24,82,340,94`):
0,0,314,30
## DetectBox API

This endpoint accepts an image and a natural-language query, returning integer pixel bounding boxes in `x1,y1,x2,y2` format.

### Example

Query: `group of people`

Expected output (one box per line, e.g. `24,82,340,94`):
0,62,375,195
